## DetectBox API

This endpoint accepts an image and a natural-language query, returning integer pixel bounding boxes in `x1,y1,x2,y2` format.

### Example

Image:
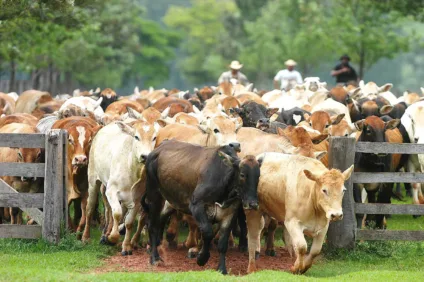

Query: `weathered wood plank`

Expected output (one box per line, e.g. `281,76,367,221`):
327,137,356,249
356,142,424,154
43,130,65,243
0,163,45,177
355,203,424,215
0,225,42,239
62,132,68,230
0,193,44,208
0,133,45,148
353,172,424,183
356,230,424,241
0,179,44,225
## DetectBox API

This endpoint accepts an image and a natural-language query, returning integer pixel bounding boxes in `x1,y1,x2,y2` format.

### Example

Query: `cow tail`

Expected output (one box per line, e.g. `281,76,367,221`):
141,192,149,213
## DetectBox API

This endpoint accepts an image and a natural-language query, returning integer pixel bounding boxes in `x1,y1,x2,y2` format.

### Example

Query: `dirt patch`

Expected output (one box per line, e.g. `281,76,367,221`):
95,244,293,275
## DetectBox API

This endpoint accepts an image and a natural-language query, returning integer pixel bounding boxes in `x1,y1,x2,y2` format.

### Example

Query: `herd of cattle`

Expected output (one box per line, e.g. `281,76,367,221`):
0,78,423,274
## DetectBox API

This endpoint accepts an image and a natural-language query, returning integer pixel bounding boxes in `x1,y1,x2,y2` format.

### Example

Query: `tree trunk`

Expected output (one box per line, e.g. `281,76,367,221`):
8,59,16,93
48,63,54,94
32,69,41,90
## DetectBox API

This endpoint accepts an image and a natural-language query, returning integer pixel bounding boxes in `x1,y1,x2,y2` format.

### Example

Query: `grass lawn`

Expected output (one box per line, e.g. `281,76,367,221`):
1,194,424,281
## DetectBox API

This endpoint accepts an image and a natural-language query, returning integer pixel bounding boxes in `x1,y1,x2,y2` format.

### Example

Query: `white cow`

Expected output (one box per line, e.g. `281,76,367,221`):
82,120,161,255
60,96,104,121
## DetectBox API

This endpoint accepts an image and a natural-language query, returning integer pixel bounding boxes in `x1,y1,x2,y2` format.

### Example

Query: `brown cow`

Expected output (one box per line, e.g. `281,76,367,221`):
152,97,193,117
173,112,199,126
245,153,353,274
304,111,345,134
0,123,42,224
196,86,215,102
52,117,102,233
32,100,63,119
0,113,38,129
99,88,118,111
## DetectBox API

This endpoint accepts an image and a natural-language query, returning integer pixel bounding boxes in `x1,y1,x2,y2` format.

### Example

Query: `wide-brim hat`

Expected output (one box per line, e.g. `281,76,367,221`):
285,59,297,66
340,54,350,61
229,60,243,70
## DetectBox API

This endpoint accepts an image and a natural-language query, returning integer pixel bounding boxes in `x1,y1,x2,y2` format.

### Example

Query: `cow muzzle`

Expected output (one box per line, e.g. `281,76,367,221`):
229,142,241,153
329,211,343,222
139,154,148,163
243,201,259,210
256,118,270,131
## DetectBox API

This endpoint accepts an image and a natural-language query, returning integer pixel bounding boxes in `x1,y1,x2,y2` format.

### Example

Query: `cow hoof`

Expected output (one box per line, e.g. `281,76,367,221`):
238,245,248,253
217,267,228,275
187,250,197,259
121,250,133,256
150,256,163,266
197,252,210,266
255,251,260,260
100,236,116,246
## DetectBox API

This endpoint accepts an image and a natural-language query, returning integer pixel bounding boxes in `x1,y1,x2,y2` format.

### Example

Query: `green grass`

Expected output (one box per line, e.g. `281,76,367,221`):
1,190,424,281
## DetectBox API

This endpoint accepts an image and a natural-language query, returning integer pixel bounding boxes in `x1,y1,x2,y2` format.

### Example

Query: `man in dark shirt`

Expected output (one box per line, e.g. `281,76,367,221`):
331,55,358,85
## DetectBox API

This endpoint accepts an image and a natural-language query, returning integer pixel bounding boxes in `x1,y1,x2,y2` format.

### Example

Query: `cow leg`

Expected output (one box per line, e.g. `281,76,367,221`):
189,202,213,267
265,218,277,256
76,194,87,240
303,224,329,273
121,201,140,256
376,184,391,229
216,212,237,274
237,207,248,252
353,183,364,229
82,179,101,243
285,219,307,274
73,198,82,229
105,183,123,245
166,212,179,249
282,224,294,257
131,211,147,249
245,209,264,273
186,215,200,258
146,178,165,265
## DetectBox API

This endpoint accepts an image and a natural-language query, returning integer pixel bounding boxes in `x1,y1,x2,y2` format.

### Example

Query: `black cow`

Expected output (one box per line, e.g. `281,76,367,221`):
144,140,260,274
275,107,310,126
354,116,400,228
234,101,278,127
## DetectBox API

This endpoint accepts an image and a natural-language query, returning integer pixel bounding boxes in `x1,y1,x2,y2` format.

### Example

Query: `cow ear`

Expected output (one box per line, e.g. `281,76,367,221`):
342,165,354,180
312,134,328,144
257,155,264,167
380,105,393,116
385,119,400,130
218,151,235,167
161,107,170,119
266,108,279,118
116,121,135,136
303,169,320,182
331,114,345,125
354,120,365,131
198,124,209,133
379,83,393,93
314,151,327,160
127,107,142,119
156,119,168,128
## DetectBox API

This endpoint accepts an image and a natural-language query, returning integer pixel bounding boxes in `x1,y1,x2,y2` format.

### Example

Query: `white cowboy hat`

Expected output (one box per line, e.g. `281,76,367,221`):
285,59,297,66
229,60,243,70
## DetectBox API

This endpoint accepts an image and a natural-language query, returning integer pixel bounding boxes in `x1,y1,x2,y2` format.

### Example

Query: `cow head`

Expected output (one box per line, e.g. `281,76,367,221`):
17,147,42,182
235,101,278,128
355,116,400,144
305,111,344,134
68,124,102,173
328,119,356,137
303,165,354,221
401,101,424,143
116,121,160,163
199,116,241,146
238,155,260,210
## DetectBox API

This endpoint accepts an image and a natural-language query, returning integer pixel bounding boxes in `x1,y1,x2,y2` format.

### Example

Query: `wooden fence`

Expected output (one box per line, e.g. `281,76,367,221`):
327,137,424,249
0,130,67,243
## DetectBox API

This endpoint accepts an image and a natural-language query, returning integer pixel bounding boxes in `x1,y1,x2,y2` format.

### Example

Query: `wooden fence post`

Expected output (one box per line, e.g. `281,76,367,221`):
327,137,356,249
42,129,66,243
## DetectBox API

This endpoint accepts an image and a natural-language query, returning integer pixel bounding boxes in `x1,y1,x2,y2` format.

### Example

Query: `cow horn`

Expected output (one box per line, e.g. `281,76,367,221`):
126,107,142,119
93,97,103,109
161,107,170,119
134,86,140,95
3,103,10,112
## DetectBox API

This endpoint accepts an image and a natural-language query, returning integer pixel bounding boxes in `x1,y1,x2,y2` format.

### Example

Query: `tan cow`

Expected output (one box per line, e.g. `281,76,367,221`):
0,92,16,116
0,123,42,224
52,117,102,233
304,111,345,134
82,120,161,256
0,114,38,129
245,153,353,274
15,90,52,114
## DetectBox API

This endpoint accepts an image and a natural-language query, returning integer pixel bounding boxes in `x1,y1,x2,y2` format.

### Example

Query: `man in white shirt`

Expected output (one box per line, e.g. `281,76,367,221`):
218,60,249,86
273,59,303,91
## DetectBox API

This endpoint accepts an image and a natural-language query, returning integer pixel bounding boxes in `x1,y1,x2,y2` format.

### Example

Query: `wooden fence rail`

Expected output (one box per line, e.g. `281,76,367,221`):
0,130,67,243
327,137,424,249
